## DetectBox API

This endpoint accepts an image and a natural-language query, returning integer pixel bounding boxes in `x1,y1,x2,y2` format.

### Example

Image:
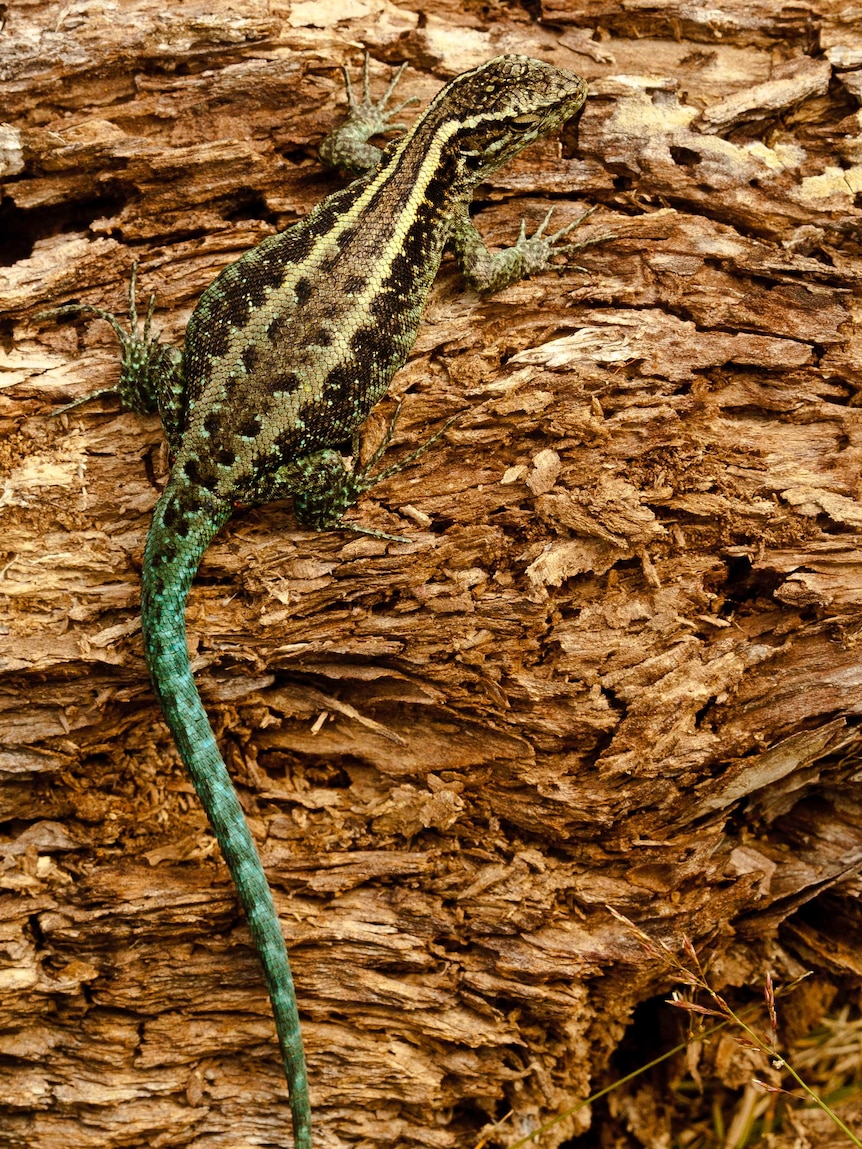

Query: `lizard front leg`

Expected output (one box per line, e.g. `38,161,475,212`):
40,265,186,454
318,54,418,175
450,203,607,294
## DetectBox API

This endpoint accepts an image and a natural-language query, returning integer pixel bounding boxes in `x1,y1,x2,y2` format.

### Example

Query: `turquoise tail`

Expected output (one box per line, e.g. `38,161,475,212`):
140,475,312,1149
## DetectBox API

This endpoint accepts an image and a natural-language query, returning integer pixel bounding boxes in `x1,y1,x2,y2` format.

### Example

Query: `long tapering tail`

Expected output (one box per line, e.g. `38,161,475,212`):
140,475,312,1149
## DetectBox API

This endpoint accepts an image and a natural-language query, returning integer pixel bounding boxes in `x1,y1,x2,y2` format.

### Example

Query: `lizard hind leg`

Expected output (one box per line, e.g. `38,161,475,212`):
282,447,409,541
286,407,461,542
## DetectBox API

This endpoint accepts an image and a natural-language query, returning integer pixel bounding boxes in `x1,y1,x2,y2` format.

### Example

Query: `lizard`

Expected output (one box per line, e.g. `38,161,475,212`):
45,53,593,1149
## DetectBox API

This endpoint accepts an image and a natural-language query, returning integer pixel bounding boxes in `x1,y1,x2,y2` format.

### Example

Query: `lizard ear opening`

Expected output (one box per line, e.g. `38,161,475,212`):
509,113,542,131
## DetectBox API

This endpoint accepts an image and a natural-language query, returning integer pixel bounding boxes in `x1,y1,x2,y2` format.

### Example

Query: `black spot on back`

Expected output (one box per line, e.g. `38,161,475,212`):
343,274,366,295
157,540,178,565
196,322,231,361
267,314,290,342
350,326,380,367
275,228,315,269
243,275,269,310
303,202,344,241
184,458,202,483
371,286,402,325
322,363,358,398
295,278,312,305
237,414,261,438
242,344,260,373
403,215,436,264
184,457,219,490
273,371,302,396
422,174,450,210
382,252,413,292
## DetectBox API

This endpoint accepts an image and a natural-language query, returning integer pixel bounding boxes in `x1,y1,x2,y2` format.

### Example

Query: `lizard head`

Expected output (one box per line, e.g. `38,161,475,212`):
421,55,589,183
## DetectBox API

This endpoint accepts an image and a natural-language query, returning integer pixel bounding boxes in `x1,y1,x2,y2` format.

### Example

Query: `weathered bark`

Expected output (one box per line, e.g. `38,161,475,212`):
2,1,862,1147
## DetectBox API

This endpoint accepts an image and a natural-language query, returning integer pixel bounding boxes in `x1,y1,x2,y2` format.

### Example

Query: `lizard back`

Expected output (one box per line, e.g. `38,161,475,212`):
172,55,587,506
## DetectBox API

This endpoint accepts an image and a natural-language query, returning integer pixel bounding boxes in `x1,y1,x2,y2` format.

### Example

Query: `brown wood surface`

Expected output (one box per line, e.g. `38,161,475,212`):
2,1,862,1146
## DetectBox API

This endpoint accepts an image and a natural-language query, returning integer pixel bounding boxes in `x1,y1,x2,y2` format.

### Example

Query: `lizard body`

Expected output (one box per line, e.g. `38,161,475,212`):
51,54,590,1148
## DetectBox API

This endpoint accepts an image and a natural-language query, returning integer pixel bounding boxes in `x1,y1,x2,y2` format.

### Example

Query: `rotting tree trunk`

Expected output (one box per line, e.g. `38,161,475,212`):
2,2,862,1147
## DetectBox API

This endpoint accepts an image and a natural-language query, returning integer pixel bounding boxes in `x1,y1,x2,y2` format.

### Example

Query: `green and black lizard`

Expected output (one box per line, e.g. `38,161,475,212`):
48,54,591,1149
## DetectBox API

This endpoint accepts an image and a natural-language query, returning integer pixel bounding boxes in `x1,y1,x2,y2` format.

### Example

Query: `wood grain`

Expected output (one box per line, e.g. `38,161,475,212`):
2,2,861,1146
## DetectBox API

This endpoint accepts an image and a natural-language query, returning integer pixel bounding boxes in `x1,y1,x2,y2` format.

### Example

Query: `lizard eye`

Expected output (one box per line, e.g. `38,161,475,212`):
509,113,541,131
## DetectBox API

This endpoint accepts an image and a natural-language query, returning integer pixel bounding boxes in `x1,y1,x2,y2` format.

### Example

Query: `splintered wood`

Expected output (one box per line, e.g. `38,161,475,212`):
2,1,861,1146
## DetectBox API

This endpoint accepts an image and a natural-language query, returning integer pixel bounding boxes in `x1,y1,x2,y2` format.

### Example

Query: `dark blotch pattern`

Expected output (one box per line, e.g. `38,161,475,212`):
383,251,413,292
273,429,297,461
238,415,261,438
349,326,387,377
276,371,302,395
195,320,231,363
242,344,260,374
267,314,290,343
243,272,270,310
184,457,219,490
161,499,181,530
309,362,371,435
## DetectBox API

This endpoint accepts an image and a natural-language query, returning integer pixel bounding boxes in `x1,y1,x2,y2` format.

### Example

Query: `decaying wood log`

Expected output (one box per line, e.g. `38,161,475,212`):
2,1,862,1146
